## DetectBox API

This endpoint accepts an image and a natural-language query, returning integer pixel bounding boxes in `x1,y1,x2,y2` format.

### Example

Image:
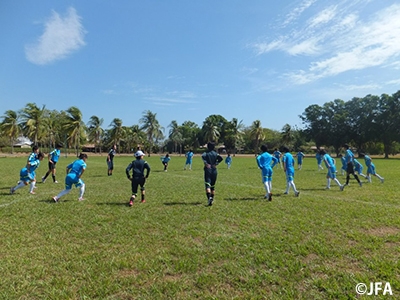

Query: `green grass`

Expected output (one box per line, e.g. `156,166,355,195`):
1,154,399,299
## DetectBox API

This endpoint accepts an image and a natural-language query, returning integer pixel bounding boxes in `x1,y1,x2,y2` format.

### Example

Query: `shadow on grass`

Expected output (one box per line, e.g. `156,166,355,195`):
163,201,203,206
96,202,131,206
225,197,264,201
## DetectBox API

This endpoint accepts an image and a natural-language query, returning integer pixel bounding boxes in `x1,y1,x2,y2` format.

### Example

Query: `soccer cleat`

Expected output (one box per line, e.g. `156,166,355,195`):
283,192,288,195
340,185,345,191
52,196,58,202
29,191,36,195
325,187,330,190
141,199,146,203
41,176,46,183
380,178,384,183
129,200,133,206
10,187,15,194
295,191,300,197
359,182,363,187
54,181,58,184
78,197,84,201
207,197,213,206
268,193,272,201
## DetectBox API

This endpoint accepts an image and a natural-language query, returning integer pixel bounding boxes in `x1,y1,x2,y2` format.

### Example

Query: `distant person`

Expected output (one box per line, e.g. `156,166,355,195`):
53,153,88,202
106,144,117,176
256,145,278,201
360,153,384,183
273,148,282,168
296,150,305,170
202,142,223,206
10,152,44,195
320,149,344,191
282,147,300,197
161,153,171,172
338,154,346,175
42,143,62,183
184,149,194,170
344,144,362,187
126,150,151,206
354,159,367,179
316,148,324,171
225,153,232,169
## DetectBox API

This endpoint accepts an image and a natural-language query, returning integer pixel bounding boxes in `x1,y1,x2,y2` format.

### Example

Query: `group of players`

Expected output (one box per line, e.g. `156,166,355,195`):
9,141,384,207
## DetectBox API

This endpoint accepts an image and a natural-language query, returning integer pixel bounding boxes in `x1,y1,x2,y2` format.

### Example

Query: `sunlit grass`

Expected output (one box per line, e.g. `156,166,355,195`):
1,154,399,299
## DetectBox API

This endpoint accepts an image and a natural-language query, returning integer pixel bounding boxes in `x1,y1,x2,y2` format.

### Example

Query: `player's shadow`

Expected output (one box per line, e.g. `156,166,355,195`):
163,202,202,206
38,199,73,204
225,197,262,201
96,202,131,206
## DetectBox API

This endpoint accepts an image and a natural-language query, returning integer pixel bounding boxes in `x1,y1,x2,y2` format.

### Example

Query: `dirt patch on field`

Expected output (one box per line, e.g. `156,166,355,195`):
364,226,399,237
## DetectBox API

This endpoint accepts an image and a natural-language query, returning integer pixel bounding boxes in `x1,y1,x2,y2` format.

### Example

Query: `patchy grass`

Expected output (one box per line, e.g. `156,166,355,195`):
0,154,399,299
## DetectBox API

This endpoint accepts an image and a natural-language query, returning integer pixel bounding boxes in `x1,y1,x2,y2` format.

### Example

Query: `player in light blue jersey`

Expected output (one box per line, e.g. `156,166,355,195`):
11,152,44,194
316,148,324,170
320,149,344,191
53,153,88,202
161,153,171,172
184,149,194,170
42,143,62,183
296,150,305,170
282,147,300,197
273,149,282,168
360,153,384,183
225,153,232,169
27,145,39,163
338,154,346,175
344,144,362,187
354,159,367,179
256,145,278,201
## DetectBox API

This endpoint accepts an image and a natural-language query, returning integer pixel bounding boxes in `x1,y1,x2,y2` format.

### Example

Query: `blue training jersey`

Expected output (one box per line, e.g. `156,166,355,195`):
345,149,354,164
323,153,335,168
283,153,295,169
256,152,278,170
364,155,373,167
67,159,86,175
49,149,61,162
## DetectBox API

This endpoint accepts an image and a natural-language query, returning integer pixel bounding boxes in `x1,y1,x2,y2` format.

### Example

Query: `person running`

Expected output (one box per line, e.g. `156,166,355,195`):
202,142,223,206
354,158,367,179
320,149,345,191
126,150,151,206
225,153,232,169
273,148,282,168
256,145,278,201
42,143,62,183
338,154,347,175
316,148,324,171
296,150,305,170
106,144,117,176
10,152,44,195
343,144,362,187
53,153,88,202
161,153,171,172
360,153,384,183
184,149,194,170
282,147,300,197
27,145,40,163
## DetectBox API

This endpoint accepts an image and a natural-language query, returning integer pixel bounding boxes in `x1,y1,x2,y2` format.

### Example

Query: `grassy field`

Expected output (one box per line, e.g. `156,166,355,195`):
0,153,399,299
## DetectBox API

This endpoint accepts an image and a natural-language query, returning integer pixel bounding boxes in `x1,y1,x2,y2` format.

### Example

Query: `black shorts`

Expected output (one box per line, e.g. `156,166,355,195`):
131,177,146,194
204,168,217,190
48,161,57,170
346,162,355,174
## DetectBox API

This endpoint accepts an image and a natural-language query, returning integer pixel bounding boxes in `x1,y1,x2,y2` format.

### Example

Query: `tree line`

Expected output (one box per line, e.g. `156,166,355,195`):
1,90,399,157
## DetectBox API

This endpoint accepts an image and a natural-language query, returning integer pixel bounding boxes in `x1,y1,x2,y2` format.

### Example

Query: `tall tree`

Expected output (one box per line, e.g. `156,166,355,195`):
168,120,183,154
20,103,46,145
139,110,164,155
0,110,20,154
108,118,124,151
64,106,86,156
249,120,264,153
87,115,104,153
226,118,245,155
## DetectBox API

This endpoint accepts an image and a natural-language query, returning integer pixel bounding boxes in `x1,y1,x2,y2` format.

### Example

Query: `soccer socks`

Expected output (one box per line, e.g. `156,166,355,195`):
326,178,331,189
13,181,26,191
333,178,342,187
56,189,71,199
79,184,85,199
29,181,36,193
52,175,56,182
264,182,271,194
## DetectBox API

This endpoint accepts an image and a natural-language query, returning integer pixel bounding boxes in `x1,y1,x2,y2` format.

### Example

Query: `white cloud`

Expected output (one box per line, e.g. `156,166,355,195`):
25,7,86,65
283,0,317,27
308,6,337,28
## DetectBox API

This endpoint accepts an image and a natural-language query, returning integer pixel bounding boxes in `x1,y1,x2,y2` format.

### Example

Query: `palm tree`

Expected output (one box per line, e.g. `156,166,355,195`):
123,125,146,153
230,118,244,155
168,120,183,154
281,123,294,147
0,110,20,154
19,103,46,145
202,119,220,143
108,118,124,151
139,110,164,156
249,120,264,153
87,115,104,153
64,106,86,156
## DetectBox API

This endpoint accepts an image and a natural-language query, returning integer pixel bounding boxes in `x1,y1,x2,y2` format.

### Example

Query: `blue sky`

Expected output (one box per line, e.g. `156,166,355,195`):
1,0,400,133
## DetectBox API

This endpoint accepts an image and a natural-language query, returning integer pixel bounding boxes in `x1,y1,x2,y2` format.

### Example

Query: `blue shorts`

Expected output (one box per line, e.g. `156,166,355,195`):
20,168,35,183
367,164,376,175
285,168,295,182
65,173,84,190
261,168,273,183
327,166,337,179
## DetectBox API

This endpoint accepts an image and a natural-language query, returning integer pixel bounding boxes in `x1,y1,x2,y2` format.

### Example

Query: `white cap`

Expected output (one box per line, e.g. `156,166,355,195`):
134,150,145,157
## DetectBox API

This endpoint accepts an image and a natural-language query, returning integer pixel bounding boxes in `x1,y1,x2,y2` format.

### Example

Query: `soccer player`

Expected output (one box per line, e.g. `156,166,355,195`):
52,153,88,202
338,154,347,175
126,150,151,206
343,144,362,187
106,144,117,176
354,159,367,179
202,142,223,206
10,152,44,194
296,150,305,170
316,148,324,171
320,149,345,191
161,153,171,172
225,153,232,169
42,143,62,183
256,145,278,201
273,148,282,168
282,147,300,197
184,149,194,170
360,153,384,183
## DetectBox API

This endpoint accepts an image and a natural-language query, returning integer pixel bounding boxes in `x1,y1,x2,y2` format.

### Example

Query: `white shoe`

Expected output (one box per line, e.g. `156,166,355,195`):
78,197,84,201
54,181,58,184
380,178,384,183
52,196,58,202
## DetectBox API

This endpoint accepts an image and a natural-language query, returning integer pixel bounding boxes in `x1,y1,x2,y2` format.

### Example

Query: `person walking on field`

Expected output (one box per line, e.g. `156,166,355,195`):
343,144,362,187
161,153,171,172
296,150,305,170
184,149,194,170
126,150,151,206
107,144,117,176
202,142,223,206
320,149,345,191
360,152,384,183
42,143,62,183
11,152,44,195
225,153,232,169
316,148,324,171
53,153,88,202
282,147,300,197
256,145,278,201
